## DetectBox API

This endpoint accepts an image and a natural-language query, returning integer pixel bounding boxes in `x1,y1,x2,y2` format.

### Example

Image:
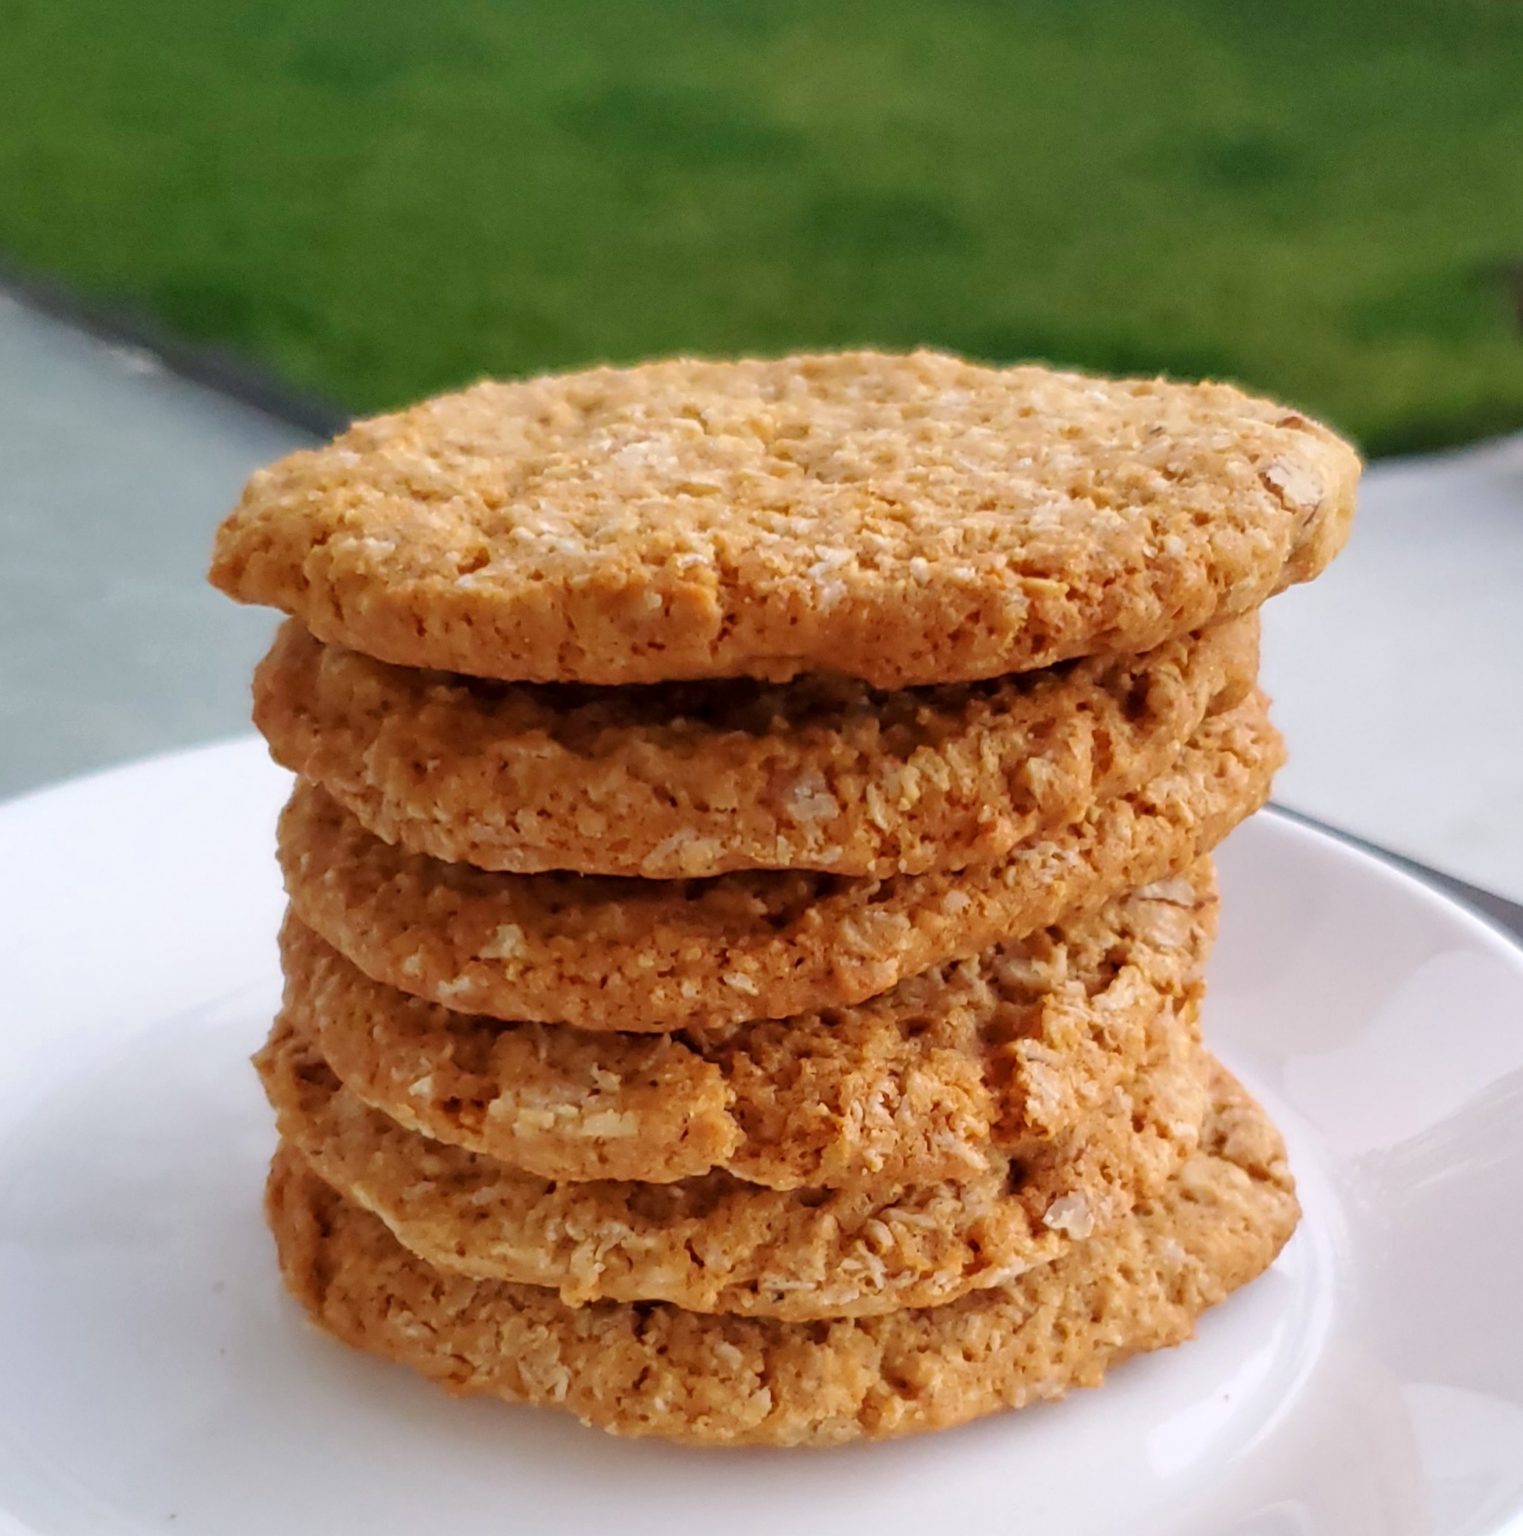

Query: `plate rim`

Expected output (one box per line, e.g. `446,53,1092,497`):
3,736,1523,1533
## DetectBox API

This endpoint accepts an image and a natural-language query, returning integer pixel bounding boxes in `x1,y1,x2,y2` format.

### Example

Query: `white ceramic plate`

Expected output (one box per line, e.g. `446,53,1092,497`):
2,740,1522,1536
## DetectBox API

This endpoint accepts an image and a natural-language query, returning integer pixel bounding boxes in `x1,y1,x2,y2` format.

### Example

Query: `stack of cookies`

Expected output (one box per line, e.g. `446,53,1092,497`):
210,351,1359,1446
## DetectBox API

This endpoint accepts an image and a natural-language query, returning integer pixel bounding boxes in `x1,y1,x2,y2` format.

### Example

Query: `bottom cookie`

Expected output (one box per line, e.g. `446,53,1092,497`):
266,1060,1298,1446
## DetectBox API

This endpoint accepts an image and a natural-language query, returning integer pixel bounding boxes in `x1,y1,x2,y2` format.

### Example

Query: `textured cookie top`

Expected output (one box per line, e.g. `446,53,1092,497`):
281,860,1214,1189
258,1010,1207,1319
266,1058,1299,1445
255,615,1255,878
211,351,1358,686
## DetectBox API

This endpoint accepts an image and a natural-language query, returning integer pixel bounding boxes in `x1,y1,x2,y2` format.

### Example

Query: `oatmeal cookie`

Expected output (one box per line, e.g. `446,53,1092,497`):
281,862,1214,1188
265,1058,1298,1444
252,616,1255,877
211,351,1357,687
258,1012,1206,1319
277,695,1278,1030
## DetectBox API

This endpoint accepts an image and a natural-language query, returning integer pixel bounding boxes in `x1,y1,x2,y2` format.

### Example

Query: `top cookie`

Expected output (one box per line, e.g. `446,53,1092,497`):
210,351,1359,687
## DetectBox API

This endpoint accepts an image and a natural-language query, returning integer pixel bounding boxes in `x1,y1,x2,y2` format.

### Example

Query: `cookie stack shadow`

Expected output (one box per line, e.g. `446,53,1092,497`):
212,353,1359,1446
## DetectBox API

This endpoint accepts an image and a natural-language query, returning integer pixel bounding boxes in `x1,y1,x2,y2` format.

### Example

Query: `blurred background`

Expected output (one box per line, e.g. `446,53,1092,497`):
1,0,1520,895
6,0,1523,449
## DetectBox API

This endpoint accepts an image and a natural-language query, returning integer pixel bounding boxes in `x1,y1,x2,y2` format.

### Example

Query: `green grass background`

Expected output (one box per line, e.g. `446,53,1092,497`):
3,0,1522,453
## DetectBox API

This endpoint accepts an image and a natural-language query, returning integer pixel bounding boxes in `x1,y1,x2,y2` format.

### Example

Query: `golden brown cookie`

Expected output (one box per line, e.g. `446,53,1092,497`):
278,693,1280,1031
256,1009,1206,1319
280,862,1215,1188
266,1058,1298,1445
252,615,1256,878
210,351,1358,688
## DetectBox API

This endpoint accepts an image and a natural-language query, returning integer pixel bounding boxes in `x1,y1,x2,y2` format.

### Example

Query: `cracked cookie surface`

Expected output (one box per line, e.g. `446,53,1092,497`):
253,616,1256,878
280,860,1214,1188
257,1008,1206,1319
266,1058,1298,1445
277,694,1279,1031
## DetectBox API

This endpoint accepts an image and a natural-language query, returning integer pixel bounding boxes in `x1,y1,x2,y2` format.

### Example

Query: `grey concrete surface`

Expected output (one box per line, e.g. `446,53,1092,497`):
0,294,308,796
1,287,1519,901
1261,433,1523,903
